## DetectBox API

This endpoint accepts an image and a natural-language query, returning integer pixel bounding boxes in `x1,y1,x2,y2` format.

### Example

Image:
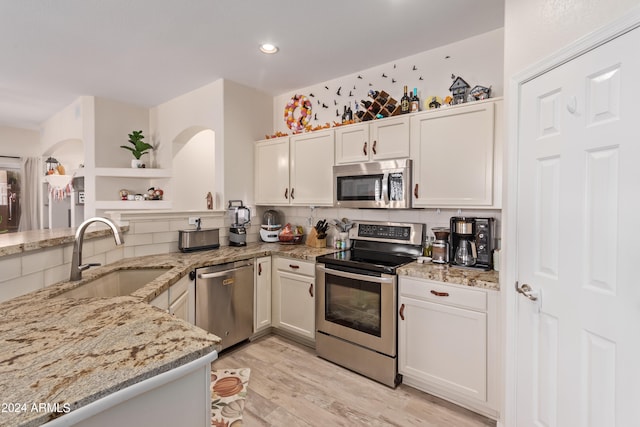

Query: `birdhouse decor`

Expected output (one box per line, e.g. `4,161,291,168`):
449,75,471,105
469,85,492,101
45,157,59,175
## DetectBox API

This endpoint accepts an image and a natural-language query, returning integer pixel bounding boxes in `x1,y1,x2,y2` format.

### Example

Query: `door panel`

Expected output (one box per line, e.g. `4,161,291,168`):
516,26,640,426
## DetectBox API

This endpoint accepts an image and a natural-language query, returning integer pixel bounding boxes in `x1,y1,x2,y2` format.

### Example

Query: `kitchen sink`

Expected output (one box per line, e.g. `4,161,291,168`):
57,268,169,299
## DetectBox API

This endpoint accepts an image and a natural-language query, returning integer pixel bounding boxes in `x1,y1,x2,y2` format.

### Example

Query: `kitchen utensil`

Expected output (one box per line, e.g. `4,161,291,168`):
260,209,281,242
178,228,220,252
228,200,251,246
432,227,450,241
432,240,449,264
449,217,495,270
454,238,476,266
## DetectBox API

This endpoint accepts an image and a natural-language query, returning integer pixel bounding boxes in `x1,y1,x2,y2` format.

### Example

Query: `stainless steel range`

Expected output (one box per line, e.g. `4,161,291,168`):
315,221,425,387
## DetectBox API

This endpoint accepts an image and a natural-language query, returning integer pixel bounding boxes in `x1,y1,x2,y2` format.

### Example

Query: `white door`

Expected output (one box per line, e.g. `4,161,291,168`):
516,27,640,426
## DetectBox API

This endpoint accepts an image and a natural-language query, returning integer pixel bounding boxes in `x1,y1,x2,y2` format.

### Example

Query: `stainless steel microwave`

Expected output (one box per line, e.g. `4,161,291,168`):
333,159,412,209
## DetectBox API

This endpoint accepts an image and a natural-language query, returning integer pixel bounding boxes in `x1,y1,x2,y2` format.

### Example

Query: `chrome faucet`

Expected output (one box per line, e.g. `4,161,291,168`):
70,217,124,281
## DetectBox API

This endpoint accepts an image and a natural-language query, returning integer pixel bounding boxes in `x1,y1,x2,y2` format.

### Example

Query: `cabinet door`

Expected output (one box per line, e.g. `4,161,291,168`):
169,290,189,322
411,102,496,207
255,137,290,205
398,295,487,401
290,130,334,206
370,116,410,160
272,258,315,341
334,123,370,164
150,289,169,311
254,256,272,332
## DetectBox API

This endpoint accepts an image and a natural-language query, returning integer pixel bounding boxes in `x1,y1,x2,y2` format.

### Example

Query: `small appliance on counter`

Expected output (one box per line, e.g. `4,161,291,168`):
259,209,281,242
431,227,450,264
449,217,495,270
228,200,250,247
178,218,220,252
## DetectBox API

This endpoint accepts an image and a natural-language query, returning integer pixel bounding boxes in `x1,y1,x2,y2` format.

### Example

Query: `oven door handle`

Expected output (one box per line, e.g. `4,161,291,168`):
316,265,395,284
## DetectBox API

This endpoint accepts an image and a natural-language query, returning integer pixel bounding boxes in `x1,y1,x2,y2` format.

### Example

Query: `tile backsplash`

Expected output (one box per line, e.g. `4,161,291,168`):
254,206,502,247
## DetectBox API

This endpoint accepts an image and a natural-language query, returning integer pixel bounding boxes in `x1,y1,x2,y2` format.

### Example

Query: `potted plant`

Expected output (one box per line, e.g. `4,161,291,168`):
121,130,153,168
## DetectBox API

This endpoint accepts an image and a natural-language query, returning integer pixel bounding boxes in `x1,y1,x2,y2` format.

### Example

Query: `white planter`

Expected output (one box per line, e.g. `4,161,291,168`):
131,159,143,168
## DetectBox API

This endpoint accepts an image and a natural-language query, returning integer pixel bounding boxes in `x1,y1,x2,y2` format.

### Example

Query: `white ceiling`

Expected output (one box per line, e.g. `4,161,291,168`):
0,0,504,130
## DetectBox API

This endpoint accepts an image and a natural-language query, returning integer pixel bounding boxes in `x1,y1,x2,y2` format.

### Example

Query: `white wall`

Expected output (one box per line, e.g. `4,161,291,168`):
94,98,150,168
149,79,224,210
273,29,504,134
222,80,272,209
0,126,40,157
172,129,215,211
504,0,640,78
149,79,272,212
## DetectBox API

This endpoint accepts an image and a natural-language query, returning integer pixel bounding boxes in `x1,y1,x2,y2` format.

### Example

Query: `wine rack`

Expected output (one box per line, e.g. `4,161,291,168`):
356,90,401,122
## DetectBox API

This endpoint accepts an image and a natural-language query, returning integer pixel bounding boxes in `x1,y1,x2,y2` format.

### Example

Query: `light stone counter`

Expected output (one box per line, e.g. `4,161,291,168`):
0,226,129,258
397,261,500,291
0,242,336,427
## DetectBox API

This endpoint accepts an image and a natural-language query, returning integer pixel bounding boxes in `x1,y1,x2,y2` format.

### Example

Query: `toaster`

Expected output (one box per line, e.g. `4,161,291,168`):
178,228,220,252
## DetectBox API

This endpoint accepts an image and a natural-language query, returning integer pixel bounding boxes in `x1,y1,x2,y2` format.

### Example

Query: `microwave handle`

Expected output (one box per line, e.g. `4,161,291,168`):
381,172,389,204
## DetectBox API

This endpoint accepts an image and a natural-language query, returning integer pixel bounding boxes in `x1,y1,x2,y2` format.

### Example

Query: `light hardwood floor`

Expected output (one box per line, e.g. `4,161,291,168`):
214,334,496,426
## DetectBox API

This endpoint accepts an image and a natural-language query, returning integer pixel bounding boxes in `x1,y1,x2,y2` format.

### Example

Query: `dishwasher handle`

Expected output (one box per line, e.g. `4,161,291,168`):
197,265,251,280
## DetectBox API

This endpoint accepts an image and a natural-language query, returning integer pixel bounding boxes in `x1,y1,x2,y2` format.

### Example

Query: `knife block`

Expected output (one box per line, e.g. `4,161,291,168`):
305,228,327,248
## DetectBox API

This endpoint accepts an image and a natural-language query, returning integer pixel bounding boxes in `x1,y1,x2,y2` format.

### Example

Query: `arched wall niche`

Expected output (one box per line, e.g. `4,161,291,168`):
172,127,215,211
43,138,84,172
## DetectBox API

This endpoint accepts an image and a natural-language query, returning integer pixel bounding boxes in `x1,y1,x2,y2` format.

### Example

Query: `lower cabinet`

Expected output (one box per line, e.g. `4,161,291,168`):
271,256,315,342
398,276,500,419
254,256,272,332
150,273,195,325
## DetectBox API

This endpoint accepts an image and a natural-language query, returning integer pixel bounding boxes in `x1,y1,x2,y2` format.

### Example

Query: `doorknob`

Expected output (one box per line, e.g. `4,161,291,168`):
515,281,538,301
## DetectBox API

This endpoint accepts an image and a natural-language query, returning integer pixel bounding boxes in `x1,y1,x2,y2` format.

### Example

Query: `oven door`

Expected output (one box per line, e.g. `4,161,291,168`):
316,264,397,356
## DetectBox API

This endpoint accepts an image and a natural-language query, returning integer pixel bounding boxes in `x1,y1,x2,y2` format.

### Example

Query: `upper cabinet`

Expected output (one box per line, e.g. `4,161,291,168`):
410,99,502,209
255,129,335,206
335,116,410,164
255,136,290,205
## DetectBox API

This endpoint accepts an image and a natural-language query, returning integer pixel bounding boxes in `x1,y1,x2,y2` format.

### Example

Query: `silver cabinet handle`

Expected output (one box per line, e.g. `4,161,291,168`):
316,264,394,284
515,281,538,301
198,266,250,279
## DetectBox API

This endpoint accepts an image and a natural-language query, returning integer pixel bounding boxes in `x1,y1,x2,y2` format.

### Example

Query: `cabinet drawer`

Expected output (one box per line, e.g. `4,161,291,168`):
275,257,315,277
399,277,487,312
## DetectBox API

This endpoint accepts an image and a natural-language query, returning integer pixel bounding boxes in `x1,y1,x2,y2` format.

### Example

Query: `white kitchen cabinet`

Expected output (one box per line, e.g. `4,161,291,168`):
335,116,410,164
169,290,189,321
290,130,335,206
255,136,290,205
410,99,502,208
254,130,334,206
150,273,195,325
254,256,272,332
271,256,315,342
398,276,500,419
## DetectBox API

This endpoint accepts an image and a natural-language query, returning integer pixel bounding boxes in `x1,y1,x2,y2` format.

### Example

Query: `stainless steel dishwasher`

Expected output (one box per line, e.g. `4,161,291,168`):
195,259,254,351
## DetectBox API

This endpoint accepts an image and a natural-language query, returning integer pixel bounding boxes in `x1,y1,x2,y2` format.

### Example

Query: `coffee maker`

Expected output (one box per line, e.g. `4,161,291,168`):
449,217,495,270
228,200,250,246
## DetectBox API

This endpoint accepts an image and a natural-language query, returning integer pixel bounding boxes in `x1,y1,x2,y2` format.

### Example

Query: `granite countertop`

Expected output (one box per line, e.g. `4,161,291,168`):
397,261,500,291
0,238,497,426
0,226,129,257
0,242,337,427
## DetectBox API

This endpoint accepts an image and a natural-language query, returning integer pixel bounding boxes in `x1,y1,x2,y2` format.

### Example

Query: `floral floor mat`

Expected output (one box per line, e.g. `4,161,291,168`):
211,367,250,427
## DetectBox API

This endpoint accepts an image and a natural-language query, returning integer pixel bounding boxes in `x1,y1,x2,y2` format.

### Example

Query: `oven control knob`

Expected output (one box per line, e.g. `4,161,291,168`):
478,244,485,250
478,233,485,239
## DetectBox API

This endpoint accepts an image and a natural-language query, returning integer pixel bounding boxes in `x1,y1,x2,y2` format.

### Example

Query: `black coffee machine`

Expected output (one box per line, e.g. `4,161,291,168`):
449,217,495,270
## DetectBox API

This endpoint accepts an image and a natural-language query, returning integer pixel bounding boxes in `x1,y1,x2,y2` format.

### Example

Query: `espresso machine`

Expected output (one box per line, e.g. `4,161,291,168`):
228,200,251,246
449,217,495,270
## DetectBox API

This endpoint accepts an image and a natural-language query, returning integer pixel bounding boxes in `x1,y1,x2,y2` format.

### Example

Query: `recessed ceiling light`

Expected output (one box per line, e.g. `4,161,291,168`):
259,43,279,54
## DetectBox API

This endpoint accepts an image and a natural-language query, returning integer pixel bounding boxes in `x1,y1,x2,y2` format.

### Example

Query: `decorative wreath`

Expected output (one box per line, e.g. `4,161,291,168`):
284,94,312,131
